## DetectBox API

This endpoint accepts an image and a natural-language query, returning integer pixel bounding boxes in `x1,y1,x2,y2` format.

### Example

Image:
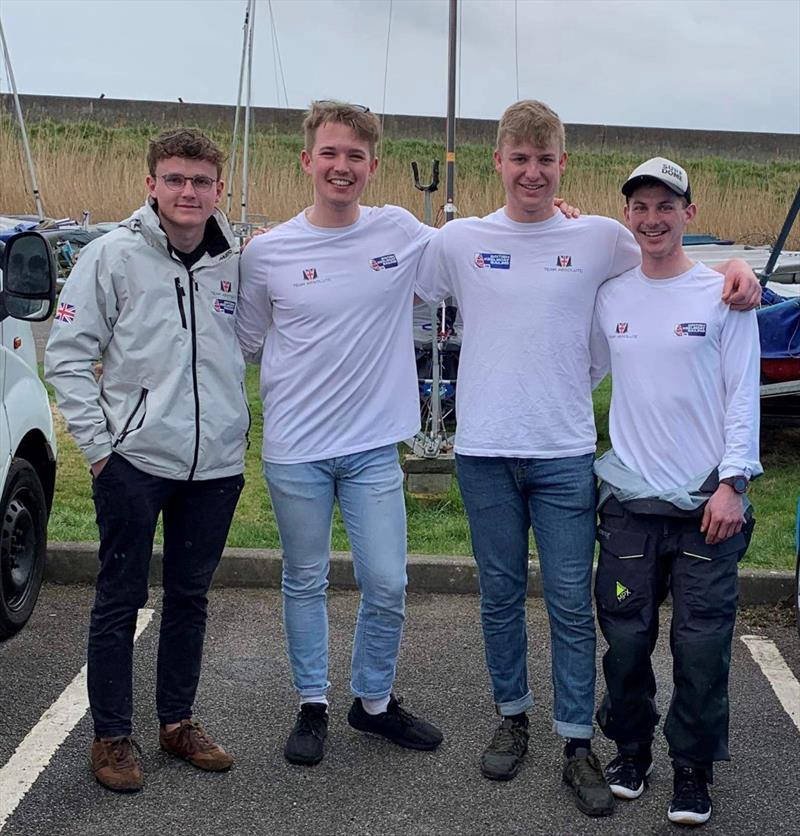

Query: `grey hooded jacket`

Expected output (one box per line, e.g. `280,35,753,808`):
45,199,249,480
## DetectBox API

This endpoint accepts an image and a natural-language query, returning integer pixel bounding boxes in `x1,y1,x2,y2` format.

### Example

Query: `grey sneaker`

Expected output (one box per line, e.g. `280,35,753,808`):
563,747,615,817
480,716,529,781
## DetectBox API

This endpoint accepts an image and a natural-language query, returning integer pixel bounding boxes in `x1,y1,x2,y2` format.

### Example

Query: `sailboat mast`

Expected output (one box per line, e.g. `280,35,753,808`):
0,17,45,220
444,0,457,223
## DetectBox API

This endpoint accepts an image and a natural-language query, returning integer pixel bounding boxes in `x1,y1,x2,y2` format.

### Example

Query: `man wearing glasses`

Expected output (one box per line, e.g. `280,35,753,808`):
46,128,249,793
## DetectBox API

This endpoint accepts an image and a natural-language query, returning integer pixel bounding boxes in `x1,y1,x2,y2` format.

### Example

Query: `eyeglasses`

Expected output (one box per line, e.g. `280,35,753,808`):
313,100,370,113
159,173,217,193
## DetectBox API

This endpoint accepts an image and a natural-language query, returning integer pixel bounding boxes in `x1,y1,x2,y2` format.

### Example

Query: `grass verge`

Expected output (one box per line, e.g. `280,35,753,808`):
46,370,799,571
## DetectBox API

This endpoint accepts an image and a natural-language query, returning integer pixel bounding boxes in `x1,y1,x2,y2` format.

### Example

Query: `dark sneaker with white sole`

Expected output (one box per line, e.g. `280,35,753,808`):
284,703,329,766
605,751,653,800
480,716,529,781
563,747,615,817
347,695,442,750
668,766,712,826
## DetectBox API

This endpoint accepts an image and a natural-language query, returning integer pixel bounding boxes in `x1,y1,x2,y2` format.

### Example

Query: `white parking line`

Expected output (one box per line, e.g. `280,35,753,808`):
741,634,800,733
0,609,155,832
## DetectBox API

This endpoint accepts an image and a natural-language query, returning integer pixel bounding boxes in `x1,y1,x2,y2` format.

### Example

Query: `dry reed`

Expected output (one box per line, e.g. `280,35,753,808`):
2,120,798,248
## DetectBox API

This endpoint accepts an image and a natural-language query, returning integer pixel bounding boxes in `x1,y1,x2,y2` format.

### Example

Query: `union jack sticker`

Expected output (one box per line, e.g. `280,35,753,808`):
55,302,76,323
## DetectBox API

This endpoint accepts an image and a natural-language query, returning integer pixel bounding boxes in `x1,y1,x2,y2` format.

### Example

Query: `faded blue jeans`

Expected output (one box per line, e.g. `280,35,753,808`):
264,444,407,701
455,452,597,739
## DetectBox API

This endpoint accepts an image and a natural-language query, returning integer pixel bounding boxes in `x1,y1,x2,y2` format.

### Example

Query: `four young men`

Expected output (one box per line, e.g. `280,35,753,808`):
46,100,762,827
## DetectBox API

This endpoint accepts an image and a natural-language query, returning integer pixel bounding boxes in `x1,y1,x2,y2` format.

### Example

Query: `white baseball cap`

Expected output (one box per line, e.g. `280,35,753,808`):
621,156,692,203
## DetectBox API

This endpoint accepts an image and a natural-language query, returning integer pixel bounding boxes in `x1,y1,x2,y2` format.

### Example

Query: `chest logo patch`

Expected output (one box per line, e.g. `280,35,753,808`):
674,322,707,337
370,254,398,271
220,280,232,292
615,322,628,334
557,255,572,267
474,252,511,269
214,299,236,315
303,267,318,281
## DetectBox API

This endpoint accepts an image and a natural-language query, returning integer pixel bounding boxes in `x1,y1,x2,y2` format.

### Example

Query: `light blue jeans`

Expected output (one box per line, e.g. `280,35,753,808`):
264,444,407,701
455,452,597,739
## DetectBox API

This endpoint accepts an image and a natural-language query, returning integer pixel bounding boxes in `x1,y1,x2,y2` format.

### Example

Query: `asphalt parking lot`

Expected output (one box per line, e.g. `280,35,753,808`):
1,585,799,836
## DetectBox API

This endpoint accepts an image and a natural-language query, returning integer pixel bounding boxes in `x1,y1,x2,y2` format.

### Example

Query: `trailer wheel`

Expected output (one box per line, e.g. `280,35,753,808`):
0,460,48,640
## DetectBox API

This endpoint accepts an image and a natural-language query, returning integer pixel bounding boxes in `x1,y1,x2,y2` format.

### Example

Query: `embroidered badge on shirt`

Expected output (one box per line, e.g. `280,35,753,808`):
55,302,76,323
557,255,572,267
220,280,232,292
474,252,511,269
616,322,628,334
674,322,707,337
303,267,318,281
370,254,399,270
214,299,236,315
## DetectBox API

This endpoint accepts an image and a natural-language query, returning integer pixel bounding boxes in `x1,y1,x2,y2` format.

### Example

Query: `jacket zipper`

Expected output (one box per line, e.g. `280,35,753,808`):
113,388,148,447
188,270,201,480
174,277,188,329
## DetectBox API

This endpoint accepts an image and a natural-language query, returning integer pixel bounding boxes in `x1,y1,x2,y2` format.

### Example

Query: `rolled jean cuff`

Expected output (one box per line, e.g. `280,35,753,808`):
496,690,533,717
351,686,392,701
297,682,331,699
553,719,594,739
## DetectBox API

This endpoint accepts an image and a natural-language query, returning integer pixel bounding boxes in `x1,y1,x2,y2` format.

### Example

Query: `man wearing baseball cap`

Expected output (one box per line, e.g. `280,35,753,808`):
589,157,761,826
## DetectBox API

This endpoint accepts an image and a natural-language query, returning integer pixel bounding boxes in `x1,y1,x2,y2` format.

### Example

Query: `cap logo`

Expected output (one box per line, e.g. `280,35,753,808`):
661,162,684,184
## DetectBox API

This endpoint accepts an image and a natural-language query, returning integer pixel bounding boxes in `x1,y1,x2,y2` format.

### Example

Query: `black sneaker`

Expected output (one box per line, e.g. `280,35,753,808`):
480,716,529,781
605,751,653,800
284,703,329,766
563,747,615,817
668,766,712,826
347,695,442,750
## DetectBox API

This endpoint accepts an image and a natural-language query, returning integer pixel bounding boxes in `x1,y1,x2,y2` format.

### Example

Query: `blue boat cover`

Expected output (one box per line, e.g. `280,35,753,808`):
757,295,800,358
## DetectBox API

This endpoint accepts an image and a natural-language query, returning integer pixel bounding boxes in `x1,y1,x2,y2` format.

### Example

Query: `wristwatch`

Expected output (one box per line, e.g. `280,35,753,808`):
720,475,749,494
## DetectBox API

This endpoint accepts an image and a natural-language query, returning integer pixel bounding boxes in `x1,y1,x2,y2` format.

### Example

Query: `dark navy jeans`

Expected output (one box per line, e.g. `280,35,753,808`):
88,453,243,737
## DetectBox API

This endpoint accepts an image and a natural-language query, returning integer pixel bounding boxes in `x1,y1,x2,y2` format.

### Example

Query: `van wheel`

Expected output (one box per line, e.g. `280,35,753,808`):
0,460,48,640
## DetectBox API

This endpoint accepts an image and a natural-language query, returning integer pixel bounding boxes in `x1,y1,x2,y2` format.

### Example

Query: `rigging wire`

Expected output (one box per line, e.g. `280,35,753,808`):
268,0,290,107
376,0,393,188
514,0,520,100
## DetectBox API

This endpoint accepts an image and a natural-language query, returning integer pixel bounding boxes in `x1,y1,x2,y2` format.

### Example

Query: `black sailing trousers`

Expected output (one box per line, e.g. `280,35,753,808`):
594,496,753,781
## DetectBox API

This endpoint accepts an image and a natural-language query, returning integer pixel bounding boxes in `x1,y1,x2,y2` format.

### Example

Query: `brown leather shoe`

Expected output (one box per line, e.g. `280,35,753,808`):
159,719,233,771
91,736,143,793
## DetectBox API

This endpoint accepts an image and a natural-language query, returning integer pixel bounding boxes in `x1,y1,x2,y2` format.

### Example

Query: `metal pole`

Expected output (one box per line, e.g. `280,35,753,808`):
226,0,251,216
0,17,45,220
240,0,256,224
762,185,800,283
444,0,457,223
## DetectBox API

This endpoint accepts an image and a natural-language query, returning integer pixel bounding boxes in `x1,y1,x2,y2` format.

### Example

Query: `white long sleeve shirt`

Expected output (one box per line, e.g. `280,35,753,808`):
590,262,762,492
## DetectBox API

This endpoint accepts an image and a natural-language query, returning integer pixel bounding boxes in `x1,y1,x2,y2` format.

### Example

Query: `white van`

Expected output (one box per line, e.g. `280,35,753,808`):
0,231,57,639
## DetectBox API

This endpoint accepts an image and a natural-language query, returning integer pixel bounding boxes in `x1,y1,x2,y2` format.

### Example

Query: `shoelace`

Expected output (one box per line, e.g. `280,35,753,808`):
385,696,415,728
297,709,327,740
108,737,142,768
490,719,526,753
674,768,708,804
569,751,605,785
175,721,215,753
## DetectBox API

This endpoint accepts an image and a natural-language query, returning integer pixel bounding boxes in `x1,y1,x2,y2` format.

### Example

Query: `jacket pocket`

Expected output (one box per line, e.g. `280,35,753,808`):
113,388,148,448
174,277,188,329
595,527,650,617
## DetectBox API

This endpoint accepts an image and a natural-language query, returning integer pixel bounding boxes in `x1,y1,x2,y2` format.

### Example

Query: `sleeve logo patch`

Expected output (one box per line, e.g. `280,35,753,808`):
674,322,707,337
55,302,76,323
213,298,236,315
474,252,511,269
370,254,399,270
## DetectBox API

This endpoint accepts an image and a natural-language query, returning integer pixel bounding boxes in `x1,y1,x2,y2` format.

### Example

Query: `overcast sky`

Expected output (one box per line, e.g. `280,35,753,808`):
1,0,798,133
